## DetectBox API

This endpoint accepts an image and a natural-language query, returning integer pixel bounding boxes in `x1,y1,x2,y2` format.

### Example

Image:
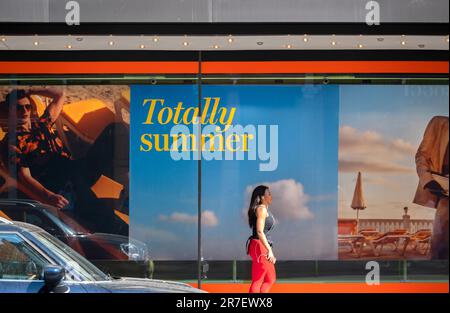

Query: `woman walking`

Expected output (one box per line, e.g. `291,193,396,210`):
246,185,276,293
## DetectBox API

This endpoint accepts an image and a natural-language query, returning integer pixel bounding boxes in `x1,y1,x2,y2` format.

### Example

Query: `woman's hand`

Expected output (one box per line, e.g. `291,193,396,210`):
47,193,69,209
17,167,69,210
267,249,276,264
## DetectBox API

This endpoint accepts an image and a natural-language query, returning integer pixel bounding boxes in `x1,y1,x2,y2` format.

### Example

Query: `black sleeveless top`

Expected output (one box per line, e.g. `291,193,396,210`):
251,207,275,244
246,205,275,254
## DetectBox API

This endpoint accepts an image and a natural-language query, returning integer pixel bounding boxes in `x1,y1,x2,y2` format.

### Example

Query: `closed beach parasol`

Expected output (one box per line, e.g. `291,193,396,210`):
351,171,367,233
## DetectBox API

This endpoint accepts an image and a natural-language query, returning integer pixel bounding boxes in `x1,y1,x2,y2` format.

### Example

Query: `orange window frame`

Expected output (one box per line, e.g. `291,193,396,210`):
0,61,447,74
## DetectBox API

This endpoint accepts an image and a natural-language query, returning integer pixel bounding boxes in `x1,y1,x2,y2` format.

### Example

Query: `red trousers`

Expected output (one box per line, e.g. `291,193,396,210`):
248,239,276,293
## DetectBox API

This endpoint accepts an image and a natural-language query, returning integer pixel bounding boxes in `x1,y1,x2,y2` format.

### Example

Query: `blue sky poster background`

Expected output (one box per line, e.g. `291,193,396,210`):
339,85,449,221
130,85,339,260
130,85,199,260
201,85,339,260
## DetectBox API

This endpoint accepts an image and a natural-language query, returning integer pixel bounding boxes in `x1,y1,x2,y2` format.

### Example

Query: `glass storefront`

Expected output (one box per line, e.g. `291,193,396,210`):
1,70,448,283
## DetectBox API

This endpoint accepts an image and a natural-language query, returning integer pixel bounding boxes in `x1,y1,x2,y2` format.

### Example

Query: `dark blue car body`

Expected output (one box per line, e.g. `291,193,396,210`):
0,219,204,293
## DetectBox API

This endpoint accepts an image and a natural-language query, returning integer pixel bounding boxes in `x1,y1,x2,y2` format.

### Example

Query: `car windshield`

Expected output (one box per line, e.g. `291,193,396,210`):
33,231,111,282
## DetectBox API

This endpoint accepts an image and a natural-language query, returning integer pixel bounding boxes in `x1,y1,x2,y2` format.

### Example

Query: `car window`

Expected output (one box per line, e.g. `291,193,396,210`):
0,233,49,280
33,231,110,282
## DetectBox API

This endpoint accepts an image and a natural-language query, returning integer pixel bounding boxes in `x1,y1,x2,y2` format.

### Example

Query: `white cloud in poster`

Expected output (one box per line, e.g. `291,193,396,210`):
244,179,314,221
159,210,219,227
339,125,416,173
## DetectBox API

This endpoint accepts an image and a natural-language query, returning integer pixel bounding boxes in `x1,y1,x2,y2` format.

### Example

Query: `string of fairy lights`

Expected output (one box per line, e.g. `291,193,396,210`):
0,34,448,50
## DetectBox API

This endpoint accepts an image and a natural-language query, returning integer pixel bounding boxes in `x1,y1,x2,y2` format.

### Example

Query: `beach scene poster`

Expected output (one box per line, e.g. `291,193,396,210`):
338,85,449,260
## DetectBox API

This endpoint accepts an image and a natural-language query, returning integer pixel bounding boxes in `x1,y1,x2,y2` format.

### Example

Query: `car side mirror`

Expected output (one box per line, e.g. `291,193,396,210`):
42,265,65,290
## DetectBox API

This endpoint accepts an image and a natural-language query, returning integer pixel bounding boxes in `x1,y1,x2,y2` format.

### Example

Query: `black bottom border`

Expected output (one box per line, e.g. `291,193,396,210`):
2,293,448,312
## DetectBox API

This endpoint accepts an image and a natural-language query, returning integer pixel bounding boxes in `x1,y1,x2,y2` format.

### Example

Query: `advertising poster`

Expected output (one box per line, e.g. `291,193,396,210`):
130,85,339,260
0,86,133,260
338,85,449,260
1,84,448,262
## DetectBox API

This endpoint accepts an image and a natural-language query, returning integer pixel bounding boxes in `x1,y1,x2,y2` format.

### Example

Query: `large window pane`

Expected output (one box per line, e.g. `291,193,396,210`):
200,84,339,263
129,84,199,262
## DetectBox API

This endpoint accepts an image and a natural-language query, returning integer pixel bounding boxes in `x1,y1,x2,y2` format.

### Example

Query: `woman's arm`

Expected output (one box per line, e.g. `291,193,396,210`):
17,167,69,209
256,205,276,263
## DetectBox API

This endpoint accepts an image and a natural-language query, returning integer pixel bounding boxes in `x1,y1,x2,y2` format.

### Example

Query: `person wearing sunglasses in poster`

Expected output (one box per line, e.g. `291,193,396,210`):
0,88,129,236
414,115,449,260
246,185,277,293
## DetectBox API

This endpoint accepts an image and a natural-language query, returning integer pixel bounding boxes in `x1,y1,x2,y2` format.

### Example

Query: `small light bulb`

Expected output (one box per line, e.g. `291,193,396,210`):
213,44,220,49
153,37,159,43
228,37,234,43
108,41,114,46
286,44,292,49
33,41,39,46
66,44,72,49
182,41,189,46
1,37,6,42
331,41,337,46
140,44,145,49
358,44,363,48
401,41,406,46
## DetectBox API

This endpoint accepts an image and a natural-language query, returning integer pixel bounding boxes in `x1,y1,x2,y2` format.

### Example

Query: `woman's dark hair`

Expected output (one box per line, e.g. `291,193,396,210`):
247,185,269,228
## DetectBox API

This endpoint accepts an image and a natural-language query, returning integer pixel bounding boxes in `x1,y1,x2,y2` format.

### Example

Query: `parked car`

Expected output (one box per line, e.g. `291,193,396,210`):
0,217,204,293
0,199,153,278
0,199,148,262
